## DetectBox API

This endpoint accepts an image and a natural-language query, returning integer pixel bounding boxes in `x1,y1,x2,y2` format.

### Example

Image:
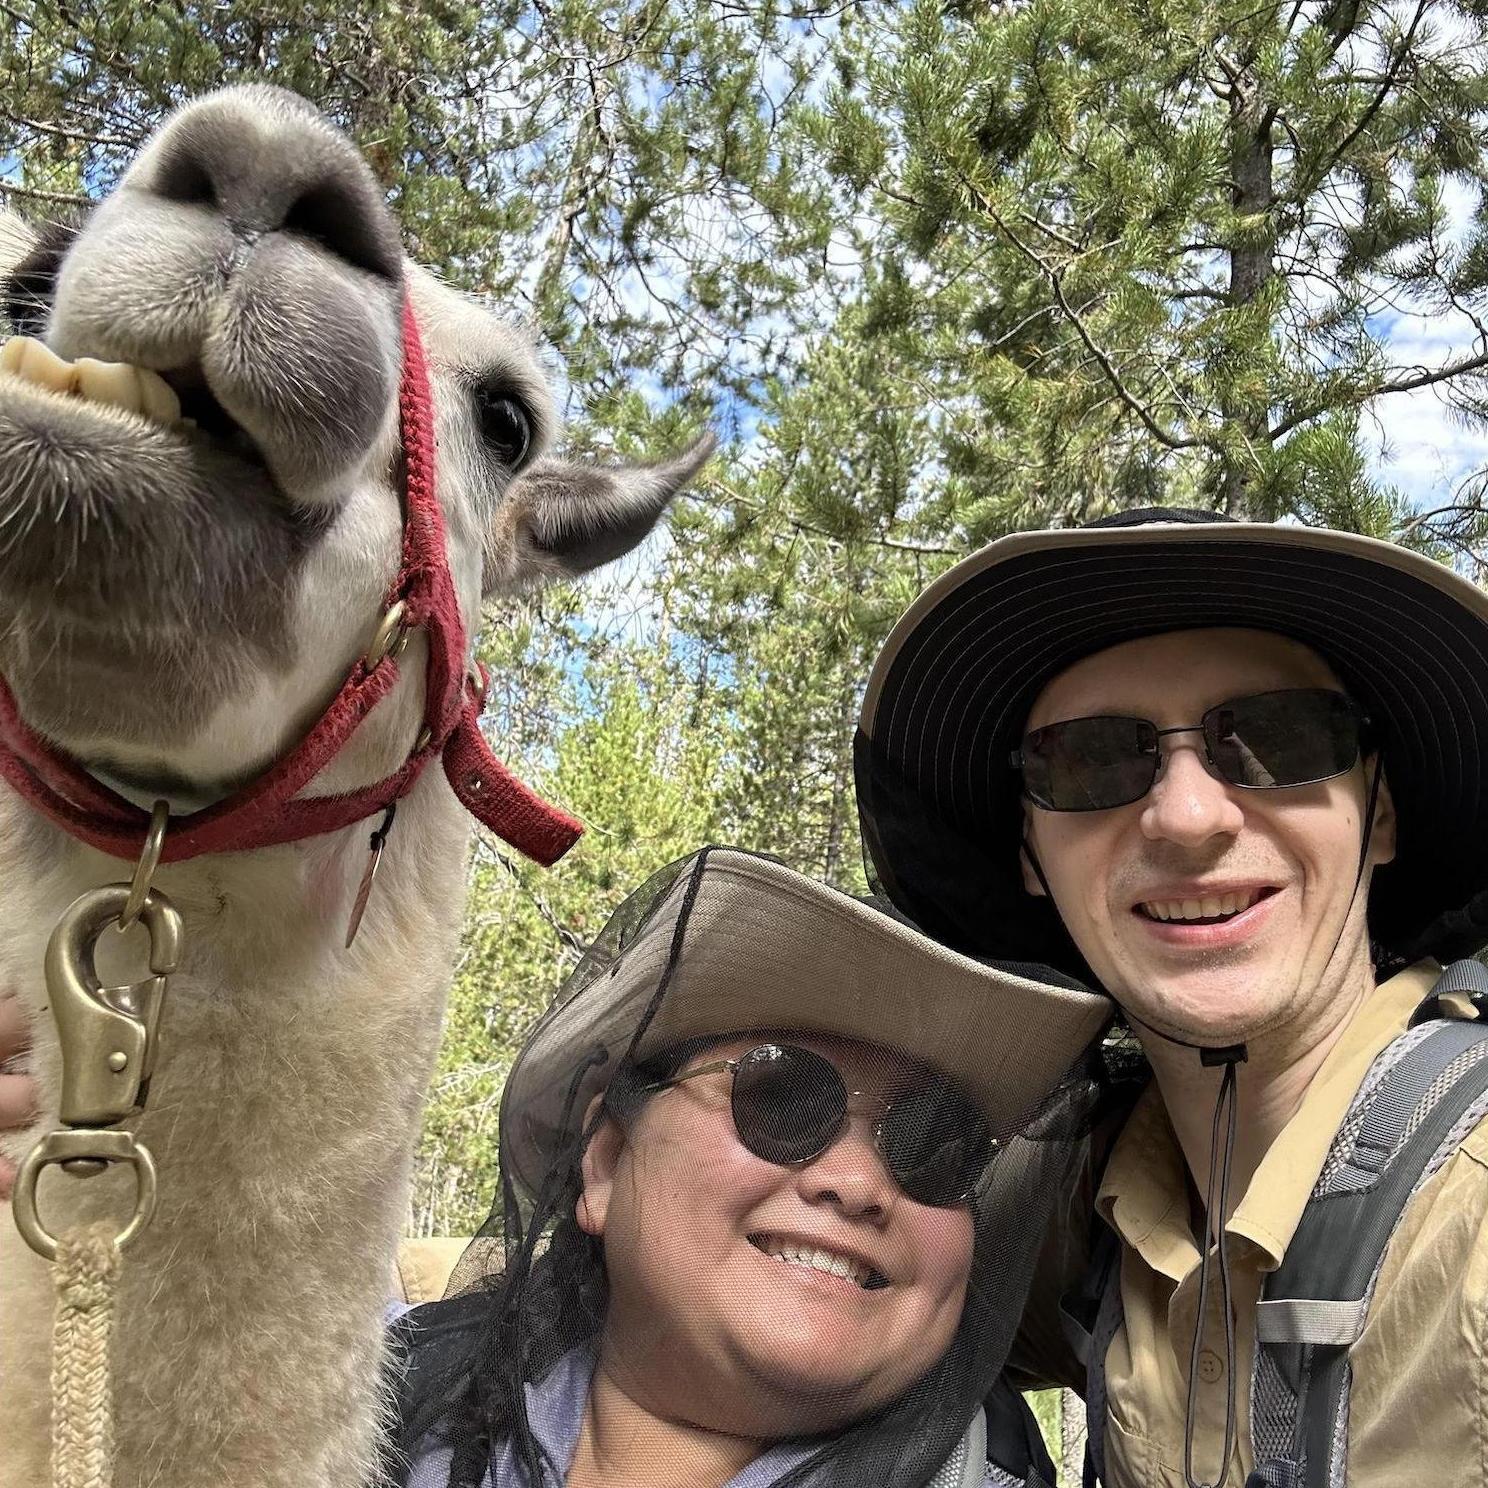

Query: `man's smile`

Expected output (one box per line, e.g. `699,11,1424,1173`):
1129,882,1284,949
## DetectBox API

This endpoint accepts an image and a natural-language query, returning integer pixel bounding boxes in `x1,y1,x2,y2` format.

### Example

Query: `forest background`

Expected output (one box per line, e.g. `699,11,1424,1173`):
5,0,1488,1474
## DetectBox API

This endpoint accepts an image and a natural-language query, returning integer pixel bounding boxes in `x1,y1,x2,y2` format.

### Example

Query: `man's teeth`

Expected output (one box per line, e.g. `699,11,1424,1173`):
0,336,182,425
753,1236,877,1288
1142,889,1263,922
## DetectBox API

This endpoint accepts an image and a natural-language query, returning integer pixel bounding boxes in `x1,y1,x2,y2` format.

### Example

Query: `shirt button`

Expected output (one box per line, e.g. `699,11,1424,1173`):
1198,1350,1225,1384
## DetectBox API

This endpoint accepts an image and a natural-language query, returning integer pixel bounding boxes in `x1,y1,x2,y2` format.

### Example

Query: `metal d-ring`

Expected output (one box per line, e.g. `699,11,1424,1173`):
466,658,488,709
12,1128,158,1261
365,599,410,669
119,799,169,932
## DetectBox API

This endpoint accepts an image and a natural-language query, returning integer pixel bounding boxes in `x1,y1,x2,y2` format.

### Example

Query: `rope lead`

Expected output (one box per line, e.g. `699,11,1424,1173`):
51,1223,122,1488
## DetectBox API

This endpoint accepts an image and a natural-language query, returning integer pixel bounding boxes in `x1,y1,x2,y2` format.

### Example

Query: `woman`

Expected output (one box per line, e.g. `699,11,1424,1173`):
388,847,1111,1488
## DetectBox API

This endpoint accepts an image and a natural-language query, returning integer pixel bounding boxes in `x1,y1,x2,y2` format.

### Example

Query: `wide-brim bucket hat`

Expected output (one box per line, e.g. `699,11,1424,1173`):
501,846,1112,1201
855,509,1488,975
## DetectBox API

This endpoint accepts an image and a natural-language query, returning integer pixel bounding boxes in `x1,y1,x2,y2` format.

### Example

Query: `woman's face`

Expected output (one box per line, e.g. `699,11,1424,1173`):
578,1033,976,1440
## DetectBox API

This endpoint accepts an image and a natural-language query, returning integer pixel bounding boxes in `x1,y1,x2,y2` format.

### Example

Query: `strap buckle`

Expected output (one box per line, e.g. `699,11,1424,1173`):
11,831,183,1260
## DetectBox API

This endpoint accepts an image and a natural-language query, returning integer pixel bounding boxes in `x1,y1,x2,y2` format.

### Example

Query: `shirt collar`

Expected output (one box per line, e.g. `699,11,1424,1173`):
1097,961,1443,1275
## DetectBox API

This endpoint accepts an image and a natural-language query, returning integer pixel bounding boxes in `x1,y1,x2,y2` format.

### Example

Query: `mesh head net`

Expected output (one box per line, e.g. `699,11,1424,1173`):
385,847,1108,1488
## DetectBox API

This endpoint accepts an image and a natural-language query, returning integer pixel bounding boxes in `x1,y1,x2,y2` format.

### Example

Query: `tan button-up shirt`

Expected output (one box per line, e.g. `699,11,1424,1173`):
1086,962,1488,1487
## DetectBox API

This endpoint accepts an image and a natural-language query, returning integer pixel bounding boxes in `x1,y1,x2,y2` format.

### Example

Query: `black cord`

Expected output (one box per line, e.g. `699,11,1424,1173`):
1183,1048,1243,1488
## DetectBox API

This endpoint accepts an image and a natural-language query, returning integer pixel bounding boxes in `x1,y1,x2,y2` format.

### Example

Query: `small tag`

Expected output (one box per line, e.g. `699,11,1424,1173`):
345,804,398,949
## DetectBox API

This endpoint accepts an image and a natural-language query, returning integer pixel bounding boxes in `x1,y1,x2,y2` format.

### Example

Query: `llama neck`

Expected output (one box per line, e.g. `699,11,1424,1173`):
0,776,472,1487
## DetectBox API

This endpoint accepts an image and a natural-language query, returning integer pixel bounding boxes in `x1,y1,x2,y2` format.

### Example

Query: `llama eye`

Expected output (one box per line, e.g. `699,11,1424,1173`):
476,391,531,468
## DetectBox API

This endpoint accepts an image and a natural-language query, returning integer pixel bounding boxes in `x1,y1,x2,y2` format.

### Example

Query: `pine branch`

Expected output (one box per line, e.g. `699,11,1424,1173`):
966,182,1208,453
1374,347,1488,399
1,112,138,150
475,832,589,961
0,179,92,207
1398,501,1488,541
696,478,960,558
1309,0,1431,190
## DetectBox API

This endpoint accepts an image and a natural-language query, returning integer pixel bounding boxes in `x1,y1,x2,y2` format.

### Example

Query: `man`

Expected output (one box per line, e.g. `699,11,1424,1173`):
854,509,1488,1487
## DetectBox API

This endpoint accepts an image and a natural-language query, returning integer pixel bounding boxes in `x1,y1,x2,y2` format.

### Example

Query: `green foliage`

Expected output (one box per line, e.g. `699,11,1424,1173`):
7,14,1488,1363
804,0,1488,526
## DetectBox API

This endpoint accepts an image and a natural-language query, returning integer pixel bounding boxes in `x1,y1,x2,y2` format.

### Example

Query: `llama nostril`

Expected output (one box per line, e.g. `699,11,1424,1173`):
136,87,403,282
281,184,400,280
153,154,216,210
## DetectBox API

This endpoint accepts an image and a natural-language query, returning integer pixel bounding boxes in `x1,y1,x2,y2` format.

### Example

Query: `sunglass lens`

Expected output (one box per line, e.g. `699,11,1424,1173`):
877,1080,994,1207
1023,716,1160,810
732,1045,845,1166
1205,689,1360,788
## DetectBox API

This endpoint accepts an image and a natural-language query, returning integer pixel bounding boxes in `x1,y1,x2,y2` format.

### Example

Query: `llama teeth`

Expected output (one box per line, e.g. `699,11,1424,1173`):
137,367,182,424
1,335,76,393
1,336,182,424
74,357,181,424
75,357,144,414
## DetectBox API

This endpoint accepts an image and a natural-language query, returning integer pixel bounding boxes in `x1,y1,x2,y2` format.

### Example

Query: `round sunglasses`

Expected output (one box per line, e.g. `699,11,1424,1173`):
1011,687,1369,813
642,1042,996,1209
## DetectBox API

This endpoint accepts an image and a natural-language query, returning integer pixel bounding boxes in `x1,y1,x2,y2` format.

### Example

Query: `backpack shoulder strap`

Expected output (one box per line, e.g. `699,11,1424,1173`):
1248,961,1488,1488
982,1378,1058,1487
1058,1217,1122,1487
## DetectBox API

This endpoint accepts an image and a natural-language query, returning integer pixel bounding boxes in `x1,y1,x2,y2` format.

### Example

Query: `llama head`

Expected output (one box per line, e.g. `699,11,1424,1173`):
0,85,711,806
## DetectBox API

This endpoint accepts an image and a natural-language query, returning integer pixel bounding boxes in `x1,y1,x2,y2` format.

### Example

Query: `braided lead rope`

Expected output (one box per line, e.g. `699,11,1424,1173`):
50,1223,122,1488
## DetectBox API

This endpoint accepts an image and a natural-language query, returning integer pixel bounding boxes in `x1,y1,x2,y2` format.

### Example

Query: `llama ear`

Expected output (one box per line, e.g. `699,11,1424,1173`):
0,211,40,290
484,431,716,595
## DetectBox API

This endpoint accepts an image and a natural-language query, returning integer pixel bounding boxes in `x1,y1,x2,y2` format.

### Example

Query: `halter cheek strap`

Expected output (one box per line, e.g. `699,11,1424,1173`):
0,294,582,869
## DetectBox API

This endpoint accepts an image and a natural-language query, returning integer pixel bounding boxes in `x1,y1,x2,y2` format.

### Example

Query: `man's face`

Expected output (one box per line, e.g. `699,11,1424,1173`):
1022,628,1396,1047
578,1033,974,1440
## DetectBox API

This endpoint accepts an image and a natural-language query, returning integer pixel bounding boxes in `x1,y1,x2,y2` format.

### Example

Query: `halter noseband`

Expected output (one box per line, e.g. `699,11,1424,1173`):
0,294,582,869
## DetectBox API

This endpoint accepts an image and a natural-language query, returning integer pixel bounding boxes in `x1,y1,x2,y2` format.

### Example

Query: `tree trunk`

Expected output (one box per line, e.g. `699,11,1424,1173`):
1060,1388,1087,1485
1223,72,1276,522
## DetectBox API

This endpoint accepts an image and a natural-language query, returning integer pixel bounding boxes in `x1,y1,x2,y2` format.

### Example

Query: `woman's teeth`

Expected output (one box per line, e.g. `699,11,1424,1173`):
749,1235,883,1289
1,335,183,425
1141,889,1264,922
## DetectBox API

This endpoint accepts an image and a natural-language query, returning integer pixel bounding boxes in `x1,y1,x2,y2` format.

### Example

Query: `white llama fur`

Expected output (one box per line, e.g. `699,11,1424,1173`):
0,86,710,1486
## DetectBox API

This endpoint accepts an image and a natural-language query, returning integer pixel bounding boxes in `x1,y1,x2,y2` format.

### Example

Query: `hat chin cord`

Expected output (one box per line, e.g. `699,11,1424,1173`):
1021,755,1384,1488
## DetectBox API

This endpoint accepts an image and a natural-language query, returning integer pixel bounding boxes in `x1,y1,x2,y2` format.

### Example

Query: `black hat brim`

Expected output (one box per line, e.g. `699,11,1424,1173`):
857,523,1488,968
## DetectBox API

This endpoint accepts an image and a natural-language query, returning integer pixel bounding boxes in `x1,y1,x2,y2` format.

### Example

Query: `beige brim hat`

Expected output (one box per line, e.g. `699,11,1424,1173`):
501,847,1112,1201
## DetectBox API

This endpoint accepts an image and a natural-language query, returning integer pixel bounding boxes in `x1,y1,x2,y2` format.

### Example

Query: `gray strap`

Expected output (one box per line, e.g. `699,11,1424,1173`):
927,1407,989,1488
1254,1298,1369,1347
1329,1017,1488,1190
1252,1006,1488,1488
1429,960,1488,999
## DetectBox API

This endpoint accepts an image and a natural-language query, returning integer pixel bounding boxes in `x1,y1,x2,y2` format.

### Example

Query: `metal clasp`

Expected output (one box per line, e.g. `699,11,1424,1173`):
11,809,183,1261
47,883,181,1128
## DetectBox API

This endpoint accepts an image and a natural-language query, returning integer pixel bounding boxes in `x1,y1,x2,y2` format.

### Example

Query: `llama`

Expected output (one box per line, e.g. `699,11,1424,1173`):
0,85,711,1487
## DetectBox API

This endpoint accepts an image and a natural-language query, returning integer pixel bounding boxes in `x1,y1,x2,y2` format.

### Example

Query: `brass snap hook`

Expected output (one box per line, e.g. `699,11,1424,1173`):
466,658,488,710
12,881,181,1260
47,884,183,1129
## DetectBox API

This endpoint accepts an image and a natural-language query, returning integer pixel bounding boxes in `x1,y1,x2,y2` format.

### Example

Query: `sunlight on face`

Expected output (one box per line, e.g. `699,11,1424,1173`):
578,1033,975,1440
1022,628,1396,1049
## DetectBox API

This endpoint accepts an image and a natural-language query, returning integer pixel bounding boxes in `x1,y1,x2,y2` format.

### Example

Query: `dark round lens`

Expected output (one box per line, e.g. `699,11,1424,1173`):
731,1044,846,1166
1022,716,1161,811
1205,689,1360,789
877,1080,994,1207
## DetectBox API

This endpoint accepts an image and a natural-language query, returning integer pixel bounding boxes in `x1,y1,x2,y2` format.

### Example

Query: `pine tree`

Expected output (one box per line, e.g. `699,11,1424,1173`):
807,0,1488,551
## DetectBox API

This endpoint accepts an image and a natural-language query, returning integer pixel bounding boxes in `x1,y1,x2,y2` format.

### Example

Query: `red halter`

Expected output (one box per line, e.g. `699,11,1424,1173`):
0,295,582,868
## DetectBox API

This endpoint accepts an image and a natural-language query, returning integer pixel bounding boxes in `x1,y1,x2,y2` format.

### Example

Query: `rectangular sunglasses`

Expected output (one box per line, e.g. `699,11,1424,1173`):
643,1042,995,1209
1012,687,1369,812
